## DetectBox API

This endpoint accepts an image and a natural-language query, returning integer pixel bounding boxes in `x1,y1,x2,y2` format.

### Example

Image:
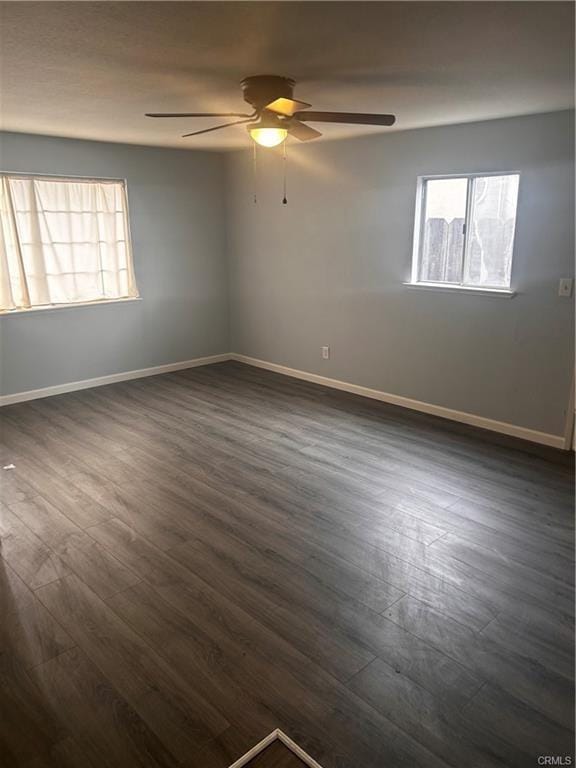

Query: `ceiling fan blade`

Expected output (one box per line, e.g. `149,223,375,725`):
146,112,254,118
182,118,255,138
294,111,396,126
288,120,322,142
264,97,312,117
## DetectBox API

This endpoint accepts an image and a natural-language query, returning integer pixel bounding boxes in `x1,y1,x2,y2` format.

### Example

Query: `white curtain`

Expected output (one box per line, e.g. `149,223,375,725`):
0,175,139,312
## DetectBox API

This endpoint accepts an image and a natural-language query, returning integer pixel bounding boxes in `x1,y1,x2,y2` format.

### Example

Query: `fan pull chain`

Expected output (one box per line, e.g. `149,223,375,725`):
282,140,288,205
252,141,258,204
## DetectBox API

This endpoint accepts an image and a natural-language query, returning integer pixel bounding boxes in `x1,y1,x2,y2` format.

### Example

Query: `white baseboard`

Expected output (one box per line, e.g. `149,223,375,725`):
1,350,566,449
228,728,324,768
0,353,232,406
231,353,565,450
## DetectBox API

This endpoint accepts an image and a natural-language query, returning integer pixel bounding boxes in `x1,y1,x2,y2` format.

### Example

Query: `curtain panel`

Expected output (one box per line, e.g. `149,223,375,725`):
0,175,139,312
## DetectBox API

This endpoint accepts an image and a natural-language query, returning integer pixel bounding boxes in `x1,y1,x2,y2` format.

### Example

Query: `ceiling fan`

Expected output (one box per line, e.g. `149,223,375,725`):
146,75,396,147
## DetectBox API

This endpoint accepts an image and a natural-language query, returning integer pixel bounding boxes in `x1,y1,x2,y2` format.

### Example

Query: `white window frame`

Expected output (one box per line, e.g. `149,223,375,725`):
407,171,520,297
0,172,140,314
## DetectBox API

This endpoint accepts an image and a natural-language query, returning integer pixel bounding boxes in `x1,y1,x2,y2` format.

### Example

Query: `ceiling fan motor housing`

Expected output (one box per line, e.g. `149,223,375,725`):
241,75,295,111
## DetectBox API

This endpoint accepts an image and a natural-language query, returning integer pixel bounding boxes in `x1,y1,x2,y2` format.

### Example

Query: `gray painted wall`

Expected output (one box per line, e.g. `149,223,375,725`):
226,111,575,437
0,132,229,395
2,114,573,438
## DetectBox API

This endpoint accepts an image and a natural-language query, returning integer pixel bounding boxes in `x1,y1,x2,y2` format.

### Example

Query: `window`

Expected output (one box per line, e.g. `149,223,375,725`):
411,173,520,291
0,174,139,312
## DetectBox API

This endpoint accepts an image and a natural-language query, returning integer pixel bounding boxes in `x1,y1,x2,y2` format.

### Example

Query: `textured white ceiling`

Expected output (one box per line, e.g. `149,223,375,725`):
1,1,573,151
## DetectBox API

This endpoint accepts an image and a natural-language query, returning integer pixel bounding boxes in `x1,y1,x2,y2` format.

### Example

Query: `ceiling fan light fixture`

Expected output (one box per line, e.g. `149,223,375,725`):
249,126,288,147
146,75,396,148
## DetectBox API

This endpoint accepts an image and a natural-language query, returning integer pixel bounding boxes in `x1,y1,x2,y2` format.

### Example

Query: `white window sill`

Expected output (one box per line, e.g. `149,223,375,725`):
403,282,516,298
0,296,142,317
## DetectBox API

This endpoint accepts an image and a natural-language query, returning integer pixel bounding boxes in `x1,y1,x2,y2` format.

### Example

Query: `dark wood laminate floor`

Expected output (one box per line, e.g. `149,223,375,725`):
0,361,574,768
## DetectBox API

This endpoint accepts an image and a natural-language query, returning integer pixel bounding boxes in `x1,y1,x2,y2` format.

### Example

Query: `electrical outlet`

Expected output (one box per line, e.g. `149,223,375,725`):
558,278,573,297
321,346,330,360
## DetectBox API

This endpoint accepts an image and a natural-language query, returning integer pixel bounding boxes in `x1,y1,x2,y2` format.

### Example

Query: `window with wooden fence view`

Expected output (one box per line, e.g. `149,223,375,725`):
413,173,519,290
